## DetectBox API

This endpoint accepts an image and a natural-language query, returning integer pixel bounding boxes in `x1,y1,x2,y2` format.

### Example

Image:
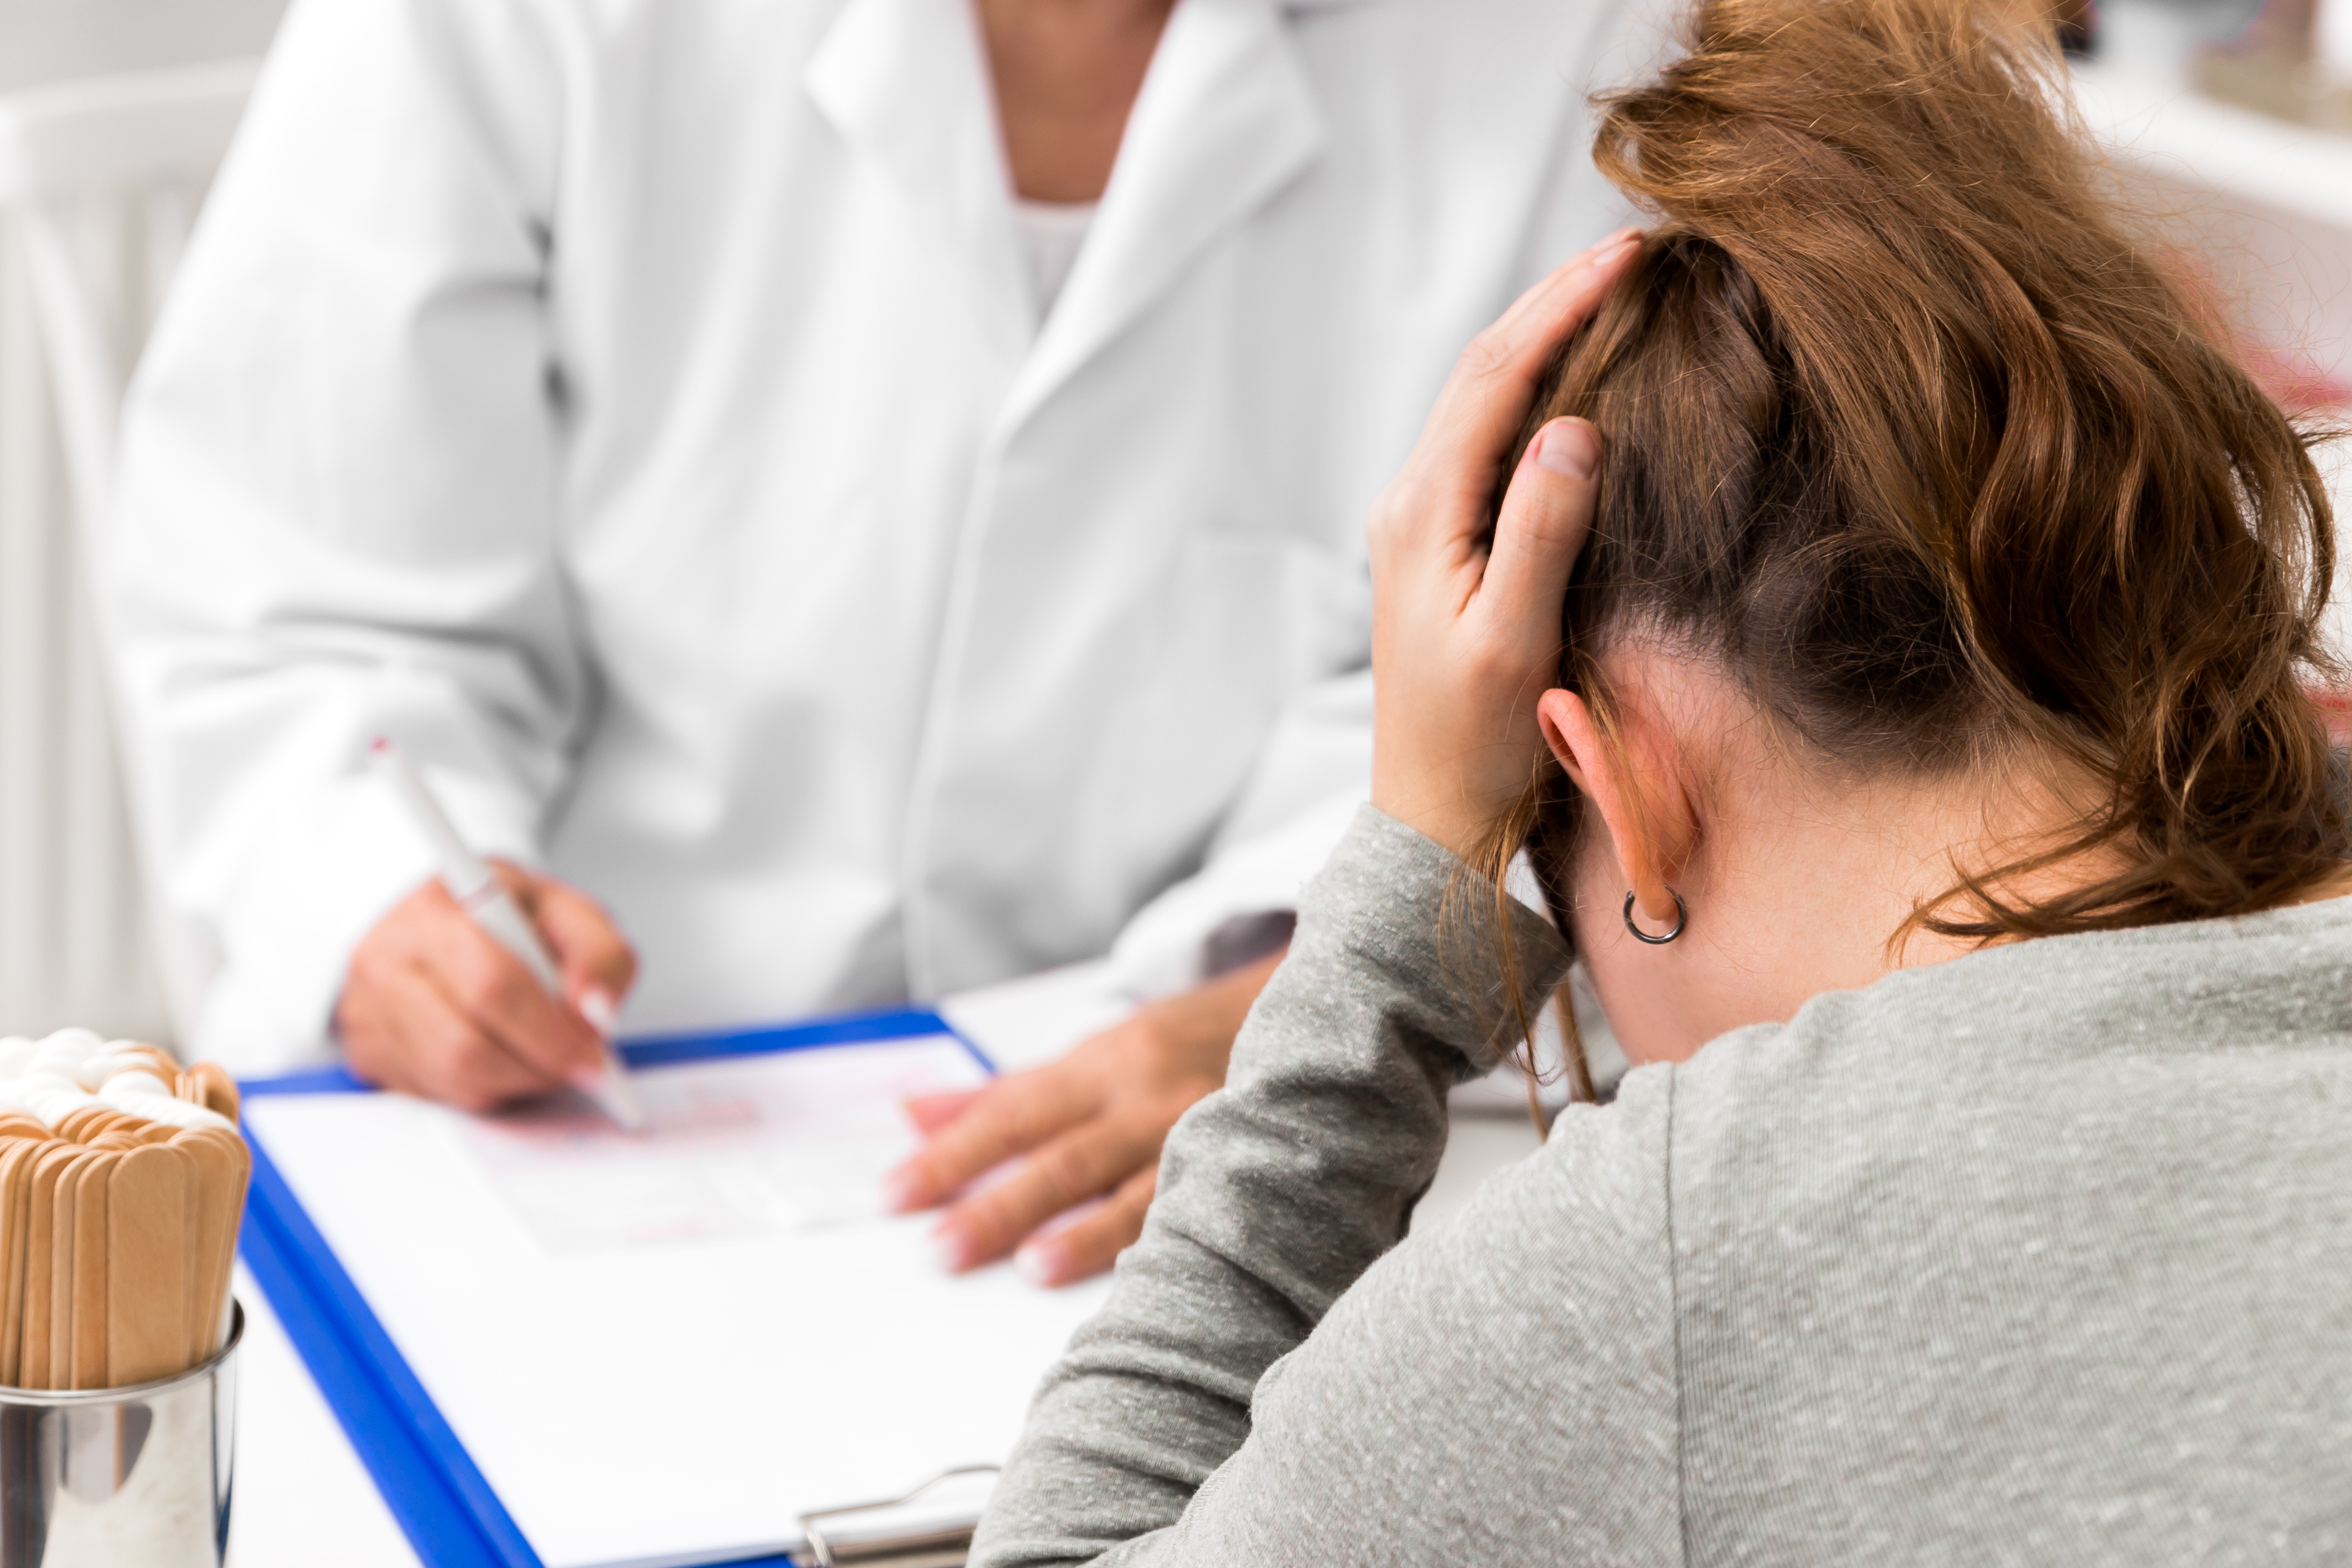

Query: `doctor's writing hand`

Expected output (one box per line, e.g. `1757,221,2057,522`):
335,862,639,1113
1368,231,1635,859
883,948,1285,1286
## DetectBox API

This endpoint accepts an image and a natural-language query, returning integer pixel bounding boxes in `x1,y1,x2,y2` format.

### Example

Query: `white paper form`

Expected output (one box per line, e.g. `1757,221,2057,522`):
244,1035,1113,1568
452,1041,989,1251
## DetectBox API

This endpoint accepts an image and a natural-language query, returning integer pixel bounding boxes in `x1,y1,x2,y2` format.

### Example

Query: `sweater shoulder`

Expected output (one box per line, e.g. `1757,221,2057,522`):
1175,1071,1685,1566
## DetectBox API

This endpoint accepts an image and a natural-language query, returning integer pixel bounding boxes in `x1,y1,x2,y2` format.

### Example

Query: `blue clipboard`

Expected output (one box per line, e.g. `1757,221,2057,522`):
236,1007,992,1568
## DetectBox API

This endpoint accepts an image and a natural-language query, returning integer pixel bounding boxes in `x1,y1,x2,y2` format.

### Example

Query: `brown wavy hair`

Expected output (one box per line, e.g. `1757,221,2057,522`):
1486,0,2346,1097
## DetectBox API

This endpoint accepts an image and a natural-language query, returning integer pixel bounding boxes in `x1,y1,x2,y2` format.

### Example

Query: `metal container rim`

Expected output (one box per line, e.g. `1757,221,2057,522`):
0,1299,244,1408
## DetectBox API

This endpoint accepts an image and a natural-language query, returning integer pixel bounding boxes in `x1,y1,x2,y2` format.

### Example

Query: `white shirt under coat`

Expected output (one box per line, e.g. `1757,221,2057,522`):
106,0,1658,1072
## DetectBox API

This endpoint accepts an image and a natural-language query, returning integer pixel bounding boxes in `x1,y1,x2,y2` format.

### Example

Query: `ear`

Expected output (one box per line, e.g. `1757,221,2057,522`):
1536,687,1692,929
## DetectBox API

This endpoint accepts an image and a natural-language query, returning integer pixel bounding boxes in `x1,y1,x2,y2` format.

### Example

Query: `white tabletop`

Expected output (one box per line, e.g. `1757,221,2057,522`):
221,1111,1541,1568
228,1261,421,1568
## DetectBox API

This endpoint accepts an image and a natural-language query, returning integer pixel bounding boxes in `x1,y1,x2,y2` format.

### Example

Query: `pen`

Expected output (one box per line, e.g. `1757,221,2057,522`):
370,738,647,1131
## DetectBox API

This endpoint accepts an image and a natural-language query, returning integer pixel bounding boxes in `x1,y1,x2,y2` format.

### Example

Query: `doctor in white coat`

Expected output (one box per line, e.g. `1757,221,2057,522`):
107,0,1654,1281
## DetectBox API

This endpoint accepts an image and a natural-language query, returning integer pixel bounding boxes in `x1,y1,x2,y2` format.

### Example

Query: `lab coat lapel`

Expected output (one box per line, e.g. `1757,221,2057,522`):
804,0,1032,360
1004,0,1327,427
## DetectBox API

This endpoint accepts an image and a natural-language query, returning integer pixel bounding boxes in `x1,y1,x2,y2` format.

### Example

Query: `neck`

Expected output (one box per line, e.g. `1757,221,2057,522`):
1569,659,2128,1063
1564,652,2352,1066
978,0,1178,203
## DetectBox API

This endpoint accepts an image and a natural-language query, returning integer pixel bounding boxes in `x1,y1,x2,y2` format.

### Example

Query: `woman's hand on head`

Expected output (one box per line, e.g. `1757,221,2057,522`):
1368,231,1638,859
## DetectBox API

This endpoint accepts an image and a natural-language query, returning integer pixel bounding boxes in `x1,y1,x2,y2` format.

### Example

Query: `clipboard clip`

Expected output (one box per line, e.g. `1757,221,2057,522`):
794,1464,1002,1568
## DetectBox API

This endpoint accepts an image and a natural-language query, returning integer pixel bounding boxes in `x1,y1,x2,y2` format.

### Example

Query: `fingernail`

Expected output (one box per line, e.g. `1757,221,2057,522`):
578,987,619,1037
1534,419,1599,480
1588,227,1640,263
881,1164,924,1214
930,1223,972,1274
1014,1242,1062,1287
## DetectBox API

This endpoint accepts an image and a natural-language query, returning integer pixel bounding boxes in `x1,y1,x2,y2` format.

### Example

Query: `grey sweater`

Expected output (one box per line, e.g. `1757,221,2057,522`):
971,806,2352,1567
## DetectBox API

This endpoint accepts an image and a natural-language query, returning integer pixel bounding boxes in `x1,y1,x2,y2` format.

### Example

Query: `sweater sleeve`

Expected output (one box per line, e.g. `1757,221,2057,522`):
969,805,1574,1567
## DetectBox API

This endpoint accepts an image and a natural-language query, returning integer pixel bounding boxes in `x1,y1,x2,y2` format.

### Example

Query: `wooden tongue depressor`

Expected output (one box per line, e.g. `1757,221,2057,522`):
0,1057,253,1391
52,1109,109,1144
69,1149,117,1390
58,1108,143,1146
121,1046,178,1080
107,1143,193,1387
173,1129,248,1363
48,1149,100,1390
22,1143,81,1390
0,1139,38,1386
186,1063,240,1123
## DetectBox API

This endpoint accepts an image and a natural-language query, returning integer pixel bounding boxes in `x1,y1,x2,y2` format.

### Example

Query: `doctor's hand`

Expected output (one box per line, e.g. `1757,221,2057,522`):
1369,230,1635,859
884,948,1285,1287
335,862,639,1113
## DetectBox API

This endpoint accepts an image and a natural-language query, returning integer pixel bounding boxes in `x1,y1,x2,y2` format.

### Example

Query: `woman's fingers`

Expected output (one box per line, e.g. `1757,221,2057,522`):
1366,233,1638,858
929,1113,1163,1272
1016,1166,1157,1287
881,1058,1098,1213
1388,231,1640,539
1494,225,1641,331
902,1088,984,1136
1481,417,1602,636
395,980,552,1110
337,878,598,1108
422,906,606,1085
337,927,552,1112
501,861,639,1014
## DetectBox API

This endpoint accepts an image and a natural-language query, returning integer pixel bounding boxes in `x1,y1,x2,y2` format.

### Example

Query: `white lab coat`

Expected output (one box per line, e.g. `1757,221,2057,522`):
106,0,1665,1073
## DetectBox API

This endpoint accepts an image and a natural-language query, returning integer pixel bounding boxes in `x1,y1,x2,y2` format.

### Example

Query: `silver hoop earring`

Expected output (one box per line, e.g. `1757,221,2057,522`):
1622,888,1688,945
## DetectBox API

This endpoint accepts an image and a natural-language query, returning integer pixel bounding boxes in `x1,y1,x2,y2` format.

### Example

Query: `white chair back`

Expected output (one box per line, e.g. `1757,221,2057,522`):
0,61,255,519
0,62,256,1043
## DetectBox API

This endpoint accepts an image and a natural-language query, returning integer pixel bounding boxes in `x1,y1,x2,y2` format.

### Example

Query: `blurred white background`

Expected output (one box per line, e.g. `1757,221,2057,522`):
0,0,285,92
0,0,286,1044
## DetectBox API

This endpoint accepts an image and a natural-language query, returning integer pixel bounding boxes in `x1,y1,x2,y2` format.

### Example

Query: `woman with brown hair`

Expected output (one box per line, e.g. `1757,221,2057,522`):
969,0,2352,1559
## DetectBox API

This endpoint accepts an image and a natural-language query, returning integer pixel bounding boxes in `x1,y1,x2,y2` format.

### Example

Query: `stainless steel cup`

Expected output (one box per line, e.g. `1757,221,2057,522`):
0,1302,240,1568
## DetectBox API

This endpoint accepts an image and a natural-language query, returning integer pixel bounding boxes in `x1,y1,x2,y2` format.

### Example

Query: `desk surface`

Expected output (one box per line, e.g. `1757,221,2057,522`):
222,1113,1542,1567
229,1259,420,1568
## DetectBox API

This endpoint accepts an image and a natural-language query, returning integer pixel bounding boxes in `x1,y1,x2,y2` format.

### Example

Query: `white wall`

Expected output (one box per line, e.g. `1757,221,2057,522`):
2075,64,2352,659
